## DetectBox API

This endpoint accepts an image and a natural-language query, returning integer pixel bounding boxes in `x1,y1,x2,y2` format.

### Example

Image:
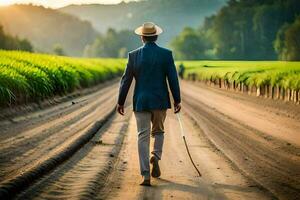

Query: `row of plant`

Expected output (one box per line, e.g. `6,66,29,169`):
180,61,300,103
0,50,126,107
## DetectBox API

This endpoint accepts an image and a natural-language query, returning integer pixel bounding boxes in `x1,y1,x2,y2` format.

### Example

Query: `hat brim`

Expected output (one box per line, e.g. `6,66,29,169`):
134,25,163,36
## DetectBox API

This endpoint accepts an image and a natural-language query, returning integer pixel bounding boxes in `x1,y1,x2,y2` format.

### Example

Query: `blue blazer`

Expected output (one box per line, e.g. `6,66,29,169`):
117,42,181,112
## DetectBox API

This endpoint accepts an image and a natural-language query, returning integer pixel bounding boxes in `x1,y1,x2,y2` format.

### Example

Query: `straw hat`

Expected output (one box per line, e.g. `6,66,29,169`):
134,22,163,36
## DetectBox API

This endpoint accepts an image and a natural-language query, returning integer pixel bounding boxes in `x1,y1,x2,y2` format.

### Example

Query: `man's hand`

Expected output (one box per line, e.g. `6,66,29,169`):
174,102,181,113
117,104,124,115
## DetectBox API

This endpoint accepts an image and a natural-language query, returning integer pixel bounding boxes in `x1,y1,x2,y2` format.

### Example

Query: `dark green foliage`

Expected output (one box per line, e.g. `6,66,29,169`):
172,0,300,60
171,27,210,60
0,25,33,52
275,16,300,61
18,39,33,52
84,29,140,58
53,44,66,56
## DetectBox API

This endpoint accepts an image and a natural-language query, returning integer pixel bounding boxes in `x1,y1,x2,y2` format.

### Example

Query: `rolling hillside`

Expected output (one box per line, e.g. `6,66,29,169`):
0,5,98,56
59,0,225,46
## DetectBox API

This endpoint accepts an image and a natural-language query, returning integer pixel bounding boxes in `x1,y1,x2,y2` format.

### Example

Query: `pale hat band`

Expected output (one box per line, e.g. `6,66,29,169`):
134,22,163,36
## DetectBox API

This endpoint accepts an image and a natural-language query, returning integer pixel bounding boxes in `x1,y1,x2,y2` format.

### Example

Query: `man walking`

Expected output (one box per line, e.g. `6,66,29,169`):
116,22,181,186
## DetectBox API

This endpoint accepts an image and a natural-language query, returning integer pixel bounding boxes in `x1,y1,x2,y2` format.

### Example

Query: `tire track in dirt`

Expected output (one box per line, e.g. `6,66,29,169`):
0,82,121,198
0,87,117,182
182,82,300,147
0,84,116,149
0,80,117,140
98,111,273,200
182,81,300,200
16,108,132,200
1,79,298,199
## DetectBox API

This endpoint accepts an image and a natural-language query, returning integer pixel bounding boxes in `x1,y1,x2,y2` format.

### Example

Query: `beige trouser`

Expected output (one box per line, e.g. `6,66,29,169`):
134,110,167,178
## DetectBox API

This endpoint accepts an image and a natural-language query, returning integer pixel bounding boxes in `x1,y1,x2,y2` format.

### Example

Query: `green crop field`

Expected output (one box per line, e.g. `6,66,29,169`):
1,50,300,107
178,61,300,103
0,50,126,107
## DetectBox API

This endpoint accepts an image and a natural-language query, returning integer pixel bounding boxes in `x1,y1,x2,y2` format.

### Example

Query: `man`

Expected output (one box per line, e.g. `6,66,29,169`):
116,22,181,186
178,63,185,79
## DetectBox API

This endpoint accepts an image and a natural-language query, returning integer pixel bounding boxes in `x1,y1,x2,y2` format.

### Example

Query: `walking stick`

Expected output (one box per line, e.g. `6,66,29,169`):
176,112,202,177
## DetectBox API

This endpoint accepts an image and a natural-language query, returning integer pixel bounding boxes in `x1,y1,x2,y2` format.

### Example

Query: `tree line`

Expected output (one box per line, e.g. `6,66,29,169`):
171,0,300,61
83,28,140,58
0,25,33,52
59,0,224,47
0,21,139,58
1,1,299,60
0,24,68,56
0,4,98,56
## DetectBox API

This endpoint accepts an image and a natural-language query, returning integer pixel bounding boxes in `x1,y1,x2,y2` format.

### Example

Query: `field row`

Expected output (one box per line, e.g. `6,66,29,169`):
0,50,126,106
181,61,300,103
1,51,300,107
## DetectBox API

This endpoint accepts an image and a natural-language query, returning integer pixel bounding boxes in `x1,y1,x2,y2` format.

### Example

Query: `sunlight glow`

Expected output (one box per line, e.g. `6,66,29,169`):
0,0,13,6
0,0,134,8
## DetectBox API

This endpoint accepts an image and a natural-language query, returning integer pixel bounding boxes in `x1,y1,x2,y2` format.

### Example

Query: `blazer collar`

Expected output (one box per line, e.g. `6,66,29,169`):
143,42,158,48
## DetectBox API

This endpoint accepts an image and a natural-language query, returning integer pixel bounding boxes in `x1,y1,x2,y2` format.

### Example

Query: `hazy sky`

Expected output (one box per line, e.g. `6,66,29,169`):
0,0,135,8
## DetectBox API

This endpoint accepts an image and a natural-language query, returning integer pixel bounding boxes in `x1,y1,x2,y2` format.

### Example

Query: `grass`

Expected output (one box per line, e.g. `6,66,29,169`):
177,61,300,90
2,51,299,107
0,50,126,106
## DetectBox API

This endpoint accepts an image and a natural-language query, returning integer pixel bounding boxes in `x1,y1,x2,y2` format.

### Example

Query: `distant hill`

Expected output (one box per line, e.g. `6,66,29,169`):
0,5,98,56
59,0,225,46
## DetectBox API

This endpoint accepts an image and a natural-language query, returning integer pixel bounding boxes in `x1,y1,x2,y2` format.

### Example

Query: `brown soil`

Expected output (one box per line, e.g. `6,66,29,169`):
0,83,118,183
181,81,300,200
16,107,132,200
99,112,273,200
1,81,299,200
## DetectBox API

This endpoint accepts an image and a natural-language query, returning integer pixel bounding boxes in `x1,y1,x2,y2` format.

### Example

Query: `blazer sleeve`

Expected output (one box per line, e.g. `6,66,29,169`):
166,51,181,104
117,53,134,106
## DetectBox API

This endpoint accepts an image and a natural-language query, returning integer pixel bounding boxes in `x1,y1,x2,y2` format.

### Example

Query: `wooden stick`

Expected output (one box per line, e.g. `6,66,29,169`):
176,113,202,177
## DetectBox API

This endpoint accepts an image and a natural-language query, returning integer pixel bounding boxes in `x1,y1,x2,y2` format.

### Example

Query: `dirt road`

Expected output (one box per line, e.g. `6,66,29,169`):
99,113,273,200
0,82,119,198
0,81,299,199
181,81,300,200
